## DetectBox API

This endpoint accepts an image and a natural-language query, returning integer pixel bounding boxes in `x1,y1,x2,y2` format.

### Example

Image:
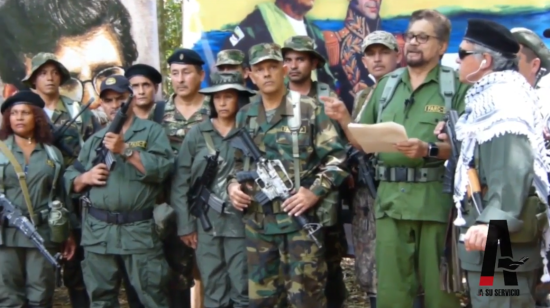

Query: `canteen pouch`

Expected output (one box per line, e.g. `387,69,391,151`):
48,201,70,243
509,195,546,243
315,189,339,227
153,203,176,239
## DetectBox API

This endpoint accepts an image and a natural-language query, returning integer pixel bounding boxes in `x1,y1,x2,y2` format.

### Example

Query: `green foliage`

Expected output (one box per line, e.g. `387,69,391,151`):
158,0,182,96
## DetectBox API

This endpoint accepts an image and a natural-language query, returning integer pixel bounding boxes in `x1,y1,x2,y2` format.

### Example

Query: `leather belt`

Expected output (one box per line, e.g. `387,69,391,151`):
88,207,153,224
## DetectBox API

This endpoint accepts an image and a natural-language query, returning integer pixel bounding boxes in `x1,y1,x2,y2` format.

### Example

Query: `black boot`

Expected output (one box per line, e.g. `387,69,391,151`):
369,296,377,308
413,295,424,308
67,288,90,308
168,288,191,308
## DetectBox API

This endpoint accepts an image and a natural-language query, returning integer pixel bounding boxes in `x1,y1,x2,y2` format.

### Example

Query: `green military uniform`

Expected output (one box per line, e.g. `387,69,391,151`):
281,35,348,308
0,91,69,307
454,19,547,308
64,116,174,307
359,64,469,308
511,27,550,307
171,72,255,308
161,91,210,292
22,53,98,307
229,43,348,308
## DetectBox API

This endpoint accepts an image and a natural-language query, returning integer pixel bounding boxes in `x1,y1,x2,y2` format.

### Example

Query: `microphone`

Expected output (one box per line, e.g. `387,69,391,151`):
404,96,415,108
544,29,550,38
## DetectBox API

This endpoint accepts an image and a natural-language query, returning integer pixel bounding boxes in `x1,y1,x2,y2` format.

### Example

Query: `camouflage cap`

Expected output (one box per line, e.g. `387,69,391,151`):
248,43,283,66
199,71,256,96
511,27,550,73
281,35,326,68
216,49,246,67
362,31,398,52
21,53,71,87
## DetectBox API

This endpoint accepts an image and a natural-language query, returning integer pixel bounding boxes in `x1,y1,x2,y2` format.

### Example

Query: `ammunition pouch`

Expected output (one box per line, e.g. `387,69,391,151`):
376,166,445,183
509,195,547,243
315,189,339,227
153,203,176,239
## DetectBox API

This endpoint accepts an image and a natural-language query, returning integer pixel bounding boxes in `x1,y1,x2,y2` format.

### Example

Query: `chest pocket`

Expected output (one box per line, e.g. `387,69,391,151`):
275,120,312,149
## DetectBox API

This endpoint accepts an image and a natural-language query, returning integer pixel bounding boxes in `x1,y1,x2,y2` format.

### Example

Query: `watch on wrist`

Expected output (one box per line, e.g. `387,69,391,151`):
427,142,439,158
122,145,134,159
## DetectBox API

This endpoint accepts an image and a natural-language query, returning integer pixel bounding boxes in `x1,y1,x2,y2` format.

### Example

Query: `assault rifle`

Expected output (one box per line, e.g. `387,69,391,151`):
347,147,377,200
92,90,134,171
0,194,63,286
440,109,473,301
188,151,227,232
231,128,323,248
442,110,459,194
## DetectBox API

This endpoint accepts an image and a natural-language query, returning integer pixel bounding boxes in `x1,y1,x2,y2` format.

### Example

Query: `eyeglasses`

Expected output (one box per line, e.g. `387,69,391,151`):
458,48,481,60
59,66,125,102
404,33,434,44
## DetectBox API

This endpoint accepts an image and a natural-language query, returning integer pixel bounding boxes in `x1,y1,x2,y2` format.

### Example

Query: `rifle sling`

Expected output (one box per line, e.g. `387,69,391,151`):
0,141,36,225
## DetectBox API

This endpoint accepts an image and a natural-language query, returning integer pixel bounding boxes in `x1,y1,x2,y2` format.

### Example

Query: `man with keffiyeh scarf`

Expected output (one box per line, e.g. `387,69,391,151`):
448,18,550,308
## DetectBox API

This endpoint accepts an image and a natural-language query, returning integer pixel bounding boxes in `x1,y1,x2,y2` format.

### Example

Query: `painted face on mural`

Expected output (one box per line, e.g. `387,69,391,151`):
50,26,125,105
355,0,380,20
279,0,315,15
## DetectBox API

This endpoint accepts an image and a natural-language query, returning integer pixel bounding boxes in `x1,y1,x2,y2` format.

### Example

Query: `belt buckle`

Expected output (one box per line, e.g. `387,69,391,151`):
106,212,121,224
394,167,408,182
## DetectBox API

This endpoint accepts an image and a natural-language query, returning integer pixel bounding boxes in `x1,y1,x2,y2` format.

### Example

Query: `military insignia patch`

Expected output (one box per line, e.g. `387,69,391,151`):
105,77,116,85
180,53,184,60
425,105,445,114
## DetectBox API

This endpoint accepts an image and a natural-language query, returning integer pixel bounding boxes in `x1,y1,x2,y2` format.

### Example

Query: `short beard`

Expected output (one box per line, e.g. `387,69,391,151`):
406,54,427,68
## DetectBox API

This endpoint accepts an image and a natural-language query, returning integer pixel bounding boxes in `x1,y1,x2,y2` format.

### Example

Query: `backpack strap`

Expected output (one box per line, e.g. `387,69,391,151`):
439,66,456,112
316,82,330,98
243,114,258,172
44,145,62,207
288,90,302,188
202,131,216,155
0,140,36,225
377,68,406,123
351,88,372,122
153,101,166,124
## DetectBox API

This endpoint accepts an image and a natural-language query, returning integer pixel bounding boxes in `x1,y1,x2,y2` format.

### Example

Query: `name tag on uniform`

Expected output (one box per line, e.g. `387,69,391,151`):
425,105,445,114
128,141,147,149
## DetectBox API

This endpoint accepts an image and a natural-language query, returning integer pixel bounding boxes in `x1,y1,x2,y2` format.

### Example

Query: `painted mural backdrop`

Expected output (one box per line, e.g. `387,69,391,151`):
0,0,160,109
183,0,550,103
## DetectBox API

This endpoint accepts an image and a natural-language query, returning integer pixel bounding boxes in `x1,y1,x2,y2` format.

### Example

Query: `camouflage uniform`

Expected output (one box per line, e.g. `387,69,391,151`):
229,43,348,308
22,53,99,308
161,92,211,299
282,35,348,308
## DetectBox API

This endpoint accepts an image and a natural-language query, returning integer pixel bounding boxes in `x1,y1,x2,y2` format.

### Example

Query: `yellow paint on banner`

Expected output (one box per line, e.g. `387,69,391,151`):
189,0,550,32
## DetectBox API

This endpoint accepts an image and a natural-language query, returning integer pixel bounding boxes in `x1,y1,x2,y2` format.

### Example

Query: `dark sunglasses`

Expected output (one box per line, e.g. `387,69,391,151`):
458,48,480,60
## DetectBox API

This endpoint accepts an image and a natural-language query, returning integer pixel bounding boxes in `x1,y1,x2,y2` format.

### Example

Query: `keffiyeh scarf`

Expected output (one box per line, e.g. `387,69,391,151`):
452,70,550,282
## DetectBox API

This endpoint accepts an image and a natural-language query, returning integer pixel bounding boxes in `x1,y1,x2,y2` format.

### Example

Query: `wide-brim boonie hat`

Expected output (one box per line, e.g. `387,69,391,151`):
199,84,256,96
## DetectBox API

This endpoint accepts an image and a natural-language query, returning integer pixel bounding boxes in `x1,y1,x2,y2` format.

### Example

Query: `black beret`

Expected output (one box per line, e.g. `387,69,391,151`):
99,75,131,97
464,19,519,57
167,48,205,66
1,90,45,114
125,64,162,84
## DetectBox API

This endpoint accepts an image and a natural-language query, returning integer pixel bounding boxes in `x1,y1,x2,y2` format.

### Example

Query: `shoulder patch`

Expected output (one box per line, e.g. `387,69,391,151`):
229,26,245,46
